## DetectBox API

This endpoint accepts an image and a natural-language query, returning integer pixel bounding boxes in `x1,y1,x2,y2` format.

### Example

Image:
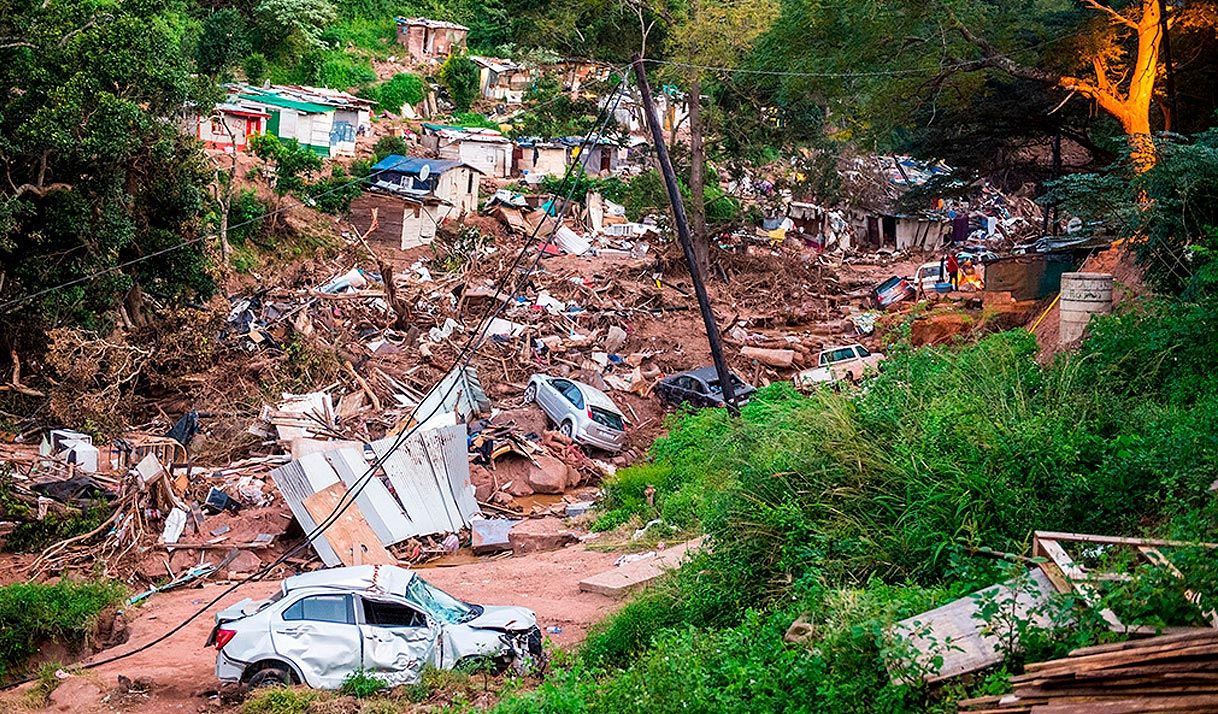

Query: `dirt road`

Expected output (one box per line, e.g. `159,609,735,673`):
17,546,621,713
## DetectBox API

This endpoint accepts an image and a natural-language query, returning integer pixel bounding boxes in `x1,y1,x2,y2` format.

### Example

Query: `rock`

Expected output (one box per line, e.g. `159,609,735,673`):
508,518,579,555
225,549,264,576
471,518,519,554
565,501,595,517
505,478,534,497
490,491,515,506
470,464,496,502
94,609,130,649
526,455,570,494
169,549,203,573
48,675,105,711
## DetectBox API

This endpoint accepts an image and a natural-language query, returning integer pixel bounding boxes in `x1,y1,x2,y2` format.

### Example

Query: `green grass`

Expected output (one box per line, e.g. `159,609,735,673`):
484,286,1218,713
0,581,125,680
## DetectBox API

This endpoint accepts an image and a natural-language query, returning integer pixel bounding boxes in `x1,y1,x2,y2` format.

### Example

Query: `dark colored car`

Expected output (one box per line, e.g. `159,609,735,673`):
873,275,916,309
655,367,757,409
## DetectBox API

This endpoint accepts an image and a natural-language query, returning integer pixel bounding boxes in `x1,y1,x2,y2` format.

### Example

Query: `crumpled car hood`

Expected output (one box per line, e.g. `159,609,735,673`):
465,605,537,631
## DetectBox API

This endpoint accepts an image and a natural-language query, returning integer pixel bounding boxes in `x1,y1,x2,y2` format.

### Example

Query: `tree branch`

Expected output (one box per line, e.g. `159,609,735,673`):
1080,0,1139,29
950,13,1128,121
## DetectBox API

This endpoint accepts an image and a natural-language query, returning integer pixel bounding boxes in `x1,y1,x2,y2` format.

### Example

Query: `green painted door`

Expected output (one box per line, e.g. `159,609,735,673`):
266,110,280,136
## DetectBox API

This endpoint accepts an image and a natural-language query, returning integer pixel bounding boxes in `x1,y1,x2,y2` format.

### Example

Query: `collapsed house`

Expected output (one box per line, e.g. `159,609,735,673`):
395,17,468,65
353,155,482,249
771,154,1044,254
471,56,532,104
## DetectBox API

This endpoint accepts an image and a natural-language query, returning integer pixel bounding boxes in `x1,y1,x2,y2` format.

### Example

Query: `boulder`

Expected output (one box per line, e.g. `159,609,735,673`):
224,549,264,576
505,478,534,497
526,455,570,494
48,675,105,712
508,518,579,555
470,464,496,502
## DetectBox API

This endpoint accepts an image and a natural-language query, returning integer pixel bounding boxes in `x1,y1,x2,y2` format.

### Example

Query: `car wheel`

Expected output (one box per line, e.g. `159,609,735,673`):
246,663,294,688
524,383,537,403
559,420,574,438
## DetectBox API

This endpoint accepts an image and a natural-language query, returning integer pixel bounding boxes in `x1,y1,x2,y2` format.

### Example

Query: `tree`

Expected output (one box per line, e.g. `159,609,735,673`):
0,0,215,334
196,8,251,76
254,0,336,57
440,53,481,113
663,0,777,273
752,0,1218,171
248,134,323,232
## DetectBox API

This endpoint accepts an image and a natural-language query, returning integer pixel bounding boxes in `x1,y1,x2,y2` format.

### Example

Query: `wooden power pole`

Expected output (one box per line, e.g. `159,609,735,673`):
631,55,738,413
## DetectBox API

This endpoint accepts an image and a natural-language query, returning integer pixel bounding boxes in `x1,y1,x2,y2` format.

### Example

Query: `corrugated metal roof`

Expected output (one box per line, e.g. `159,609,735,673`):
371,155,470,175
394,16,468,30
238,92,333,114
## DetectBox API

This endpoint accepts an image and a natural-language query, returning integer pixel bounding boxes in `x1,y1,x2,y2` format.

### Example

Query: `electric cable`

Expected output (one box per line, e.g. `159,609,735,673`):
0,67,632,689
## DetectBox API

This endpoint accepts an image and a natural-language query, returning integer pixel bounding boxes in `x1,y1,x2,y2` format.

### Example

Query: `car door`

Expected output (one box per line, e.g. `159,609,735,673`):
271,593,361,689
541,378,570,417
358,595,439,686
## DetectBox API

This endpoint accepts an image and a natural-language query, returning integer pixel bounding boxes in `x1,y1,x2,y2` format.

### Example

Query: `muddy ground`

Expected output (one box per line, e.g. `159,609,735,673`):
3,545,622,713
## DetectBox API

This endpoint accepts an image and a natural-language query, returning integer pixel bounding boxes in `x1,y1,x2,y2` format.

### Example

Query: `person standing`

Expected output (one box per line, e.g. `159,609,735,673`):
946,252,960,290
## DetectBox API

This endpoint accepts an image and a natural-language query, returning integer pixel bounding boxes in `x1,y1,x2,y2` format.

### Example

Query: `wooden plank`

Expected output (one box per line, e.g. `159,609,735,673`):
1069,631,1218,658
1033,531,1218,550
302,482,393,567
887,568,1064,683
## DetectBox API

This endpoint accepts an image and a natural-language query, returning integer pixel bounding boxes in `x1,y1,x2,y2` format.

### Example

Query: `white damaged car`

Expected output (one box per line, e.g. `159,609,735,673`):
208,565,544,688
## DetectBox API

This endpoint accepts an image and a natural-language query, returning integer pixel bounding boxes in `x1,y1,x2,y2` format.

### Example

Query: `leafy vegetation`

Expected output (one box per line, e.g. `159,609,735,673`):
0,580,125,679
440,53,481,113
359,72,425,114
489,263,1218,711
339,668,388,698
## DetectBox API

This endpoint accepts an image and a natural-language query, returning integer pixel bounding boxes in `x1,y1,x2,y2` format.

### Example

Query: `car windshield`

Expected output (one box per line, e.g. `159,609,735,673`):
856,345,871,357
590,407,624,431
404,576,480,624
919,266,941,279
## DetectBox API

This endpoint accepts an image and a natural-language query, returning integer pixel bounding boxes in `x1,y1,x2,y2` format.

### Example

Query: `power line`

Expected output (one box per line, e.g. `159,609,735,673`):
0,160,403,313
0,68,633,689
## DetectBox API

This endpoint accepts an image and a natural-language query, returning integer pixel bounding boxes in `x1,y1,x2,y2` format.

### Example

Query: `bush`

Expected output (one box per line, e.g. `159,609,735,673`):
0,580,125,678
243,53,269,84
3,507,110,553
242,686,317,714
340,668,387,698
490,288,1218,713
372,135,408,162
439,53,480,112
361,72,424,114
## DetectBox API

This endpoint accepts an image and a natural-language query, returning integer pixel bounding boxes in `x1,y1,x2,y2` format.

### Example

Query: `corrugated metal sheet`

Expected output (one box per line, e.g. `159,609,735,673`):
371,423,478,536
325,447,418,544
270,459,341,566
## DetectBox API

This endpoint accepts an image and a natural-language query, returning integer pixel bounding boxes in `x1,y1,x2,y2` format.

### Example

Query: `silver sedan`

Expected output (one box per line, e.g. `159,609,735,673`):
525,374,627,452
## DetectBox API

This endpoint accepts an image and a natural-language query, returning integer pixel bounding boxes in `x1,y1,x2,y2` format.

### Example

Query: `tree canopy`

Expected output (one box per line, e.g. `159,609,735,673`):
0,0,216,334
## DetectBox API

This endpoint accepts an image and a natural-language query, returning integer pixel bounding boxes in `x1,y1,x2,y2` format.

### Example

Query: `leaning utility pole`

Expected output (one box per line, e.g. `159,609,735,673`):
631,55,737,414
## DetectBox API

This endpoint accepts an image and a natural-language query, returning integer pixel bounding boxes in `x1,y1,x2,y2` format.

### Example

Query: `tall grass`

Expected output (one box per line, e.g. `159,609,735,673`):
496,294,1218,713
